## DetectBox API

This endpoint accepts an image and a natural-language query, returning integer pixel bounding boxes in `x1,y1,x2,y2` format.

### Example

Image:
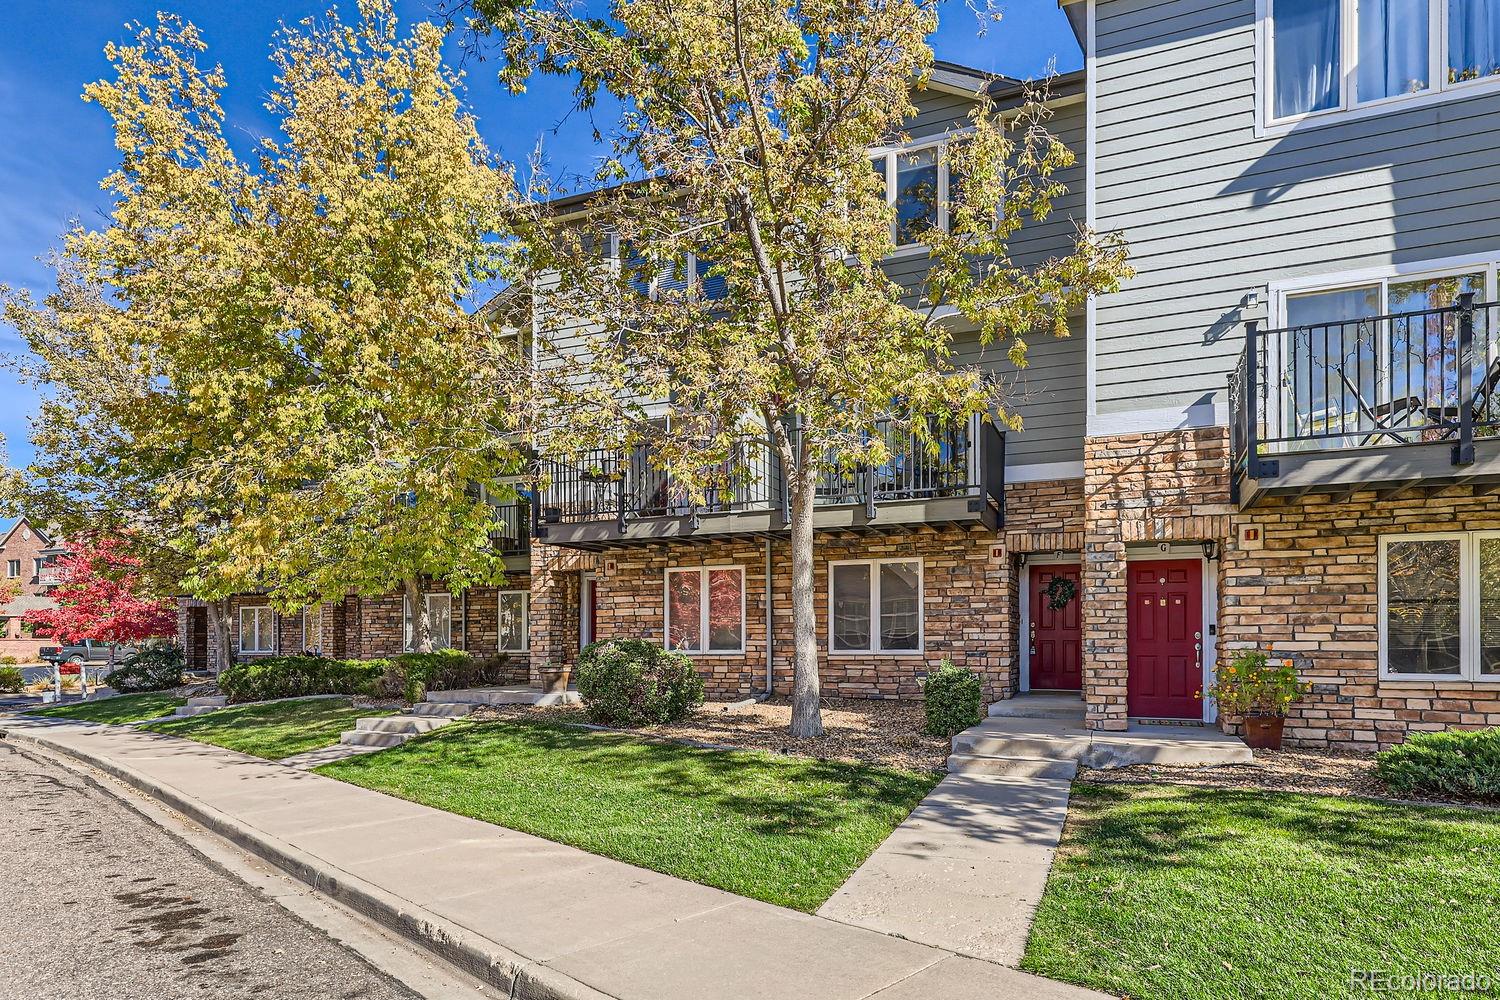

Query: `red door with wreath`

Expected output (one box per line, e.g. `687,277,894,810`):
1029,564,1082,690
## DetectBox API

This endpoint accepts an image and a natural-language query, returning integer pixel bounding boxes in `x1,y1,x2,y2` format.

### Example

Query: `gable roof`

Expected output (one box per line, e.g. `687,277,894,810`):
0,517,54,551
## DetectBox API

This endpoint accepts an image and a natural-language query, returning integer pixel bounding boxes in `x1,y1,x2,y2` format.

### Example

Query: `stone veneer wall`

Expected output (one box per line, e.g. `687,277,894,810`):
525,478,1086,703
1224,490,1500,749
1081,428,1234,731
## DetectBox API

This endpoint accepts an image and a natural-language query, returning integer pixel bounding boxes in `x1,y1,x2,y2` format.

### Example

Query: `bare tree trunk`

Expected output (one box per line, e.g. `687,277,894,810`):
787,475,823,738
404,577,434,653
206,598,230,675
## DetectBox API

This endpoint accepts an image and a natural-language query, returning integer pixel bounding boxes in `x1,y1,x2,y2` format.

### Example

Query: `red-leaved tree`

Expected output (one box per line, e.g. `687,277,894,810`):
23,537,178,670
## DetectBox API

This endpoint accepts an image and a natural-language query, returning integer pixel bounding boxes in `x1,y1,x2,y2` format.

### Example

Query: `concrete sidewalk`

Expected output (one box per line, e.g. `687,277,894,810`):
5,719,1112,1000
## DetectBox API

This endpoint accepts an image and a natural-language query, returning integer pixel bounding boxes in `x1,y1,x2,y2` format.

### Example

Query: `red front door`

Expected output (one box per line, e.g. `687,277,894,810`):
1029,564,1082,690
1127,560,1203,720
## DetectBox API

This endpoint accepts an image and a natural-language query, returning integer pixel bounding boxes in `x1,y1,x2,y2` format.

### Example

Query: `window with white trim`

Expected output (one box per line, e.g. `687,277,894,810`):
870,139,964,248
498,591,529,652
829,559,923,653
239,606,275,654
5,560,18,578
1380,532,1500,680
403,593,452,651
1266,0,1500,125
665,566,745,654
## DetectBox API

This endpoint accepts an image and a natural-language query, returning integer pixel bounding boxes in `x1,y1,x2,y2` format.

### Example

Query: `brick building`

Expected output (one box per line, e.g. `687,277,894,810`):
0,517,69,662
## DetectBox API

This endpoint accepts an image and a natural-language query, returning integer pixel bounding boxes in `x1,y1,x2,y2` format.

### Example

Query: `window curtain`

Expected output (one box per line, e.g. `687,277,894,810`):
1358,0,1430,99
1449,0,1500,81
1273,0,1341,117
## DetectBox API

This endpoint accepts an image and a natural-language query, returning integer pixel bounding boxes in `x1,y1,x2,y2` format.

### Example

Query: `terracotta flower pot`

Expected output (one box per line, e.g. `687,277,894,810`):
1240,714,1286,750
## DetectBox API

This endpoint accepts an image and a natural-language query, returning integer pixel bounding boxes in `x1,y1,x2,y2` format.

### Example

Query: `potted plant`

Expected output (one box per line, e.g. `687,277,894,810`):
1204,649,1310,750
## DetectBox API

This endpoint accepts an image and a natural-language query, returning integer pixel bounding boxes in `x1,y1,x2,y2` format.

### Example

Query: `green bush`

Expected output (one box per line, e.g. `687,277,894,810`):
922,661,982,737
218,655,387,703
0,666,24,693
1375,728,1500,801
0,655,18,666
105,644,185,693
575,639,704,727
376,649,517,702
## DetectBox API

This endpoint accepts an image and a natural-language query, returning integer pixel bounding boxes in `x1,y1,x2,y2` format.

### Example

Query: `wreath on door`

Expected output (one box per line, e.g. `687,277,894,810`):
1044,575,1078,611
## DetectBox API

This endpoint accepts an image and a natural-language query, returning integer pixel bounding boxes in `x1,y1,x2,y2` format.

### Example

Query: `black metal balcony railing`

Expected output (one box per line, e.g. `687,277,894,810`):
1230,293,1500,490
535,416,1004,532
488,501,532,555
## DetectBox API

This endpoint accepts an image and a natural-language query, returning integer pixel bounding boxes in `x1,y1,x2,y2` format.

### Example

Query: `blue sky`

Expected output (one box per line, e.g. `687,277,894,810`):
0,0,1080,532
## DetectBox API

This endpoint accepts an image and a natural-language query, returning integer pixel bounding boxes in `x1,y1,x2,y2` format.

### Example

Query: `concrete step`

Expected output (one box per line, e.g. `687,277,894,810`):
952,718,1093,761
427,686,581,707
172,704,222,717
185,696,227,708
409,702,473,718
987,695,1085,721
945,753,1079,779
1084,727,1254,768
339,730,412,748
354,716,449,735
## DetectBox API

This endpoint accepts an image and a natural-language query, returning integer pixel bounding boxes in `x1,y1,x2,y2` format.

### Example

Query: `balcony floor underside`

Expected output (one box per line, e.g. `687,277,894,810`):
1237,437,1500,510
534,496,1000,552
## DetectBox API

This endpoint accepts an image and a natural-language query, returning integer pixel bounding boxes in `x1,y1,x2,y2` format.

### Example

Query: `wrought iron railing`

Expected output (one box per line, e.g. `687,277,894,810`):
535,415,1004,532
1230,293,1500,489
488,500,532,555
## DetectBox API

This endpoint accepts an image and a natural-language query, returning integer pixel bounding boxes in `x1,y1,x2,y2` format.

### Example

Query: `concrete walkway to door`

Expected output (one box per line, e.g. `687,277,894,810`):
6,717,1114,1000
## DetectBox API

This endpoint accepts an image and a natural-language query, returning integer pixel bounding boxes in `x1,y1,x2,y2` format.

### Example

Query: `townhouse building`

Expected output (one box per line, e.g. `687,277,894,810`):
185,4,1500,748
0,517,69,661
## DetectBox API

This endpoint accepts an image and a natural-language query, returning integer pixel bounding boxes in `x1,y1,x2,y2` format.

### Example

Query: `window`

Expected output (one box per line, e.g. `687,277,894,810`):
403,593,452,651
613,236,727,302
498,591,529,652
1380,532,1500,680
830,559,923,654
1266,0,1500,125
301,607,321,653
5,560,17,578
871,140,965,248
32,558,43,578
239,606,275,654
665,567,745,654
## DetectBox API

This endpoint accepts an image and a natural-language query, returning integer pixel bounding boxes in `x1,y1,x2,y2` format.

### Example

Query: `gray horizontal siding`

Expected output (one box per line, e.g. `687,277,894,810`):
1093,0,1500,421
953,318,1086,467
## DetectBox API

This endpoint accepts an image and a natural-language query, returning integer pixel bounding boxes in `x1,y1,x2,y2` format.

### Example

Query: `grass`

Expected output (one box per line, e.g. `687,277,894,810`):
27,691,184,724
317,718,939,911
1023,782,1500,1000
144,697,393,760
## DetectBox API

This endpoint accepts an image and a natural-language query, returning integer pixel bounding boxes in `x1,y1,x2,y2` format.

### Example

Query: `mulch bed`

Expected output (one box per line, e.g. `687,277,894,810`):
469,696,952,772
1082,749,1498,809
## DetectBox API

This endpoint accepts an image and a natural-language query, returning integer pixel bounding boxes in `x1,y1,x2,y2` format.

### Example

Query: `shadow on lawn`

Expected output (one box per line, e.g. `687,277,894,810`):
1066,783,1497,872
333,718,937,839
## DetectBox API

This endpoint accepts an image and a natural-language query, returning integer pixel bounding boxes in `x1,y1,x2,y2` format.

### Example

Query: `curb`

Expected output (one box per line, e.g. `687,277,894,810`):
6,724,614,1000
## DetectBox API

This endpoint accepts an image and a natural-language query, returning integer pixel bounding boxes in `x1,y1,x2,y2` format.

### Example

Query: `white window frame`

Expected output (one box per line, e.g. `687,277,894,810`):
497,590,530,652
5,560,18,578
605,232,723,302
828,557,925,656
869,135,965,254
1258,0,1500,135
1378,530,1500,682
403,592,453,651
239,606,275,655
663,565,746,655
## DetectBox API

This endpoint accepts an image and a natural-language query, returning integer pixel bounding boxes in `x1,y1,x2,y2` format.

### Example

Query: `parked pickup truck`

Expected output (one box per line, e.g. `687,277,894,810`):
38,640,138,666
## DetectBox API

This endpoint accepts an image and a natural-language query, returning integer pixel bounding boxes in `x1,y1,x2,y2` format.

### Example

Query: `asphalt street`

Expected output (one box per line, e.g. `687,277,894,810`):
0,740,424,1000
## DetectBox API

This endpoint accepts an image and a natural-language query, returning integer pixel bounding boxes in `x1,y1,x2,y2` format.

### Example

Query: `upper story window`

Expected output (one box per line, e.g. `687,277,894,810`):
1266,0,1500,125
871,139,965,249
609,235,727,302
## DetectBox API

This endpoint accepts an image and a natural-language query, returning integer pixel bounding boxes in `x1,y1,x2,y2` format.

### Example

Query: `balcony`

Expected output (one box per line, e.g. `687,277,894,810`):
1230,294,1500,508
487,501,532,566
533,417,1006,550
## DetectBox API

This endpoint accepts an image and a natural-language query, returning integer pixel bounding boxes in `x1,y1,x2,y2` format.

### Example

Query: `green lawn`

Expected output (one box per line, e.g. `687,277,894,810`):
317,718,939,911
27,692,184,724
144,697,392,760
1023,782,1500,1000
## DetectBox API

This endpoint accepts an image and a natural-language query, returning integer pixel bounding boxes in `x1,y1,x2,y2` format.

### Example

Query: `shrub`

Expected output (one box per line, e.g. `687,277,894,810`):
0,666,24,693
376,649,516,702
0,655,17,665
1375,728,1500,801
575,639,704,727
218,655,387,703
105,644,185,693
922,661,983,737
1204,648,1310,718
